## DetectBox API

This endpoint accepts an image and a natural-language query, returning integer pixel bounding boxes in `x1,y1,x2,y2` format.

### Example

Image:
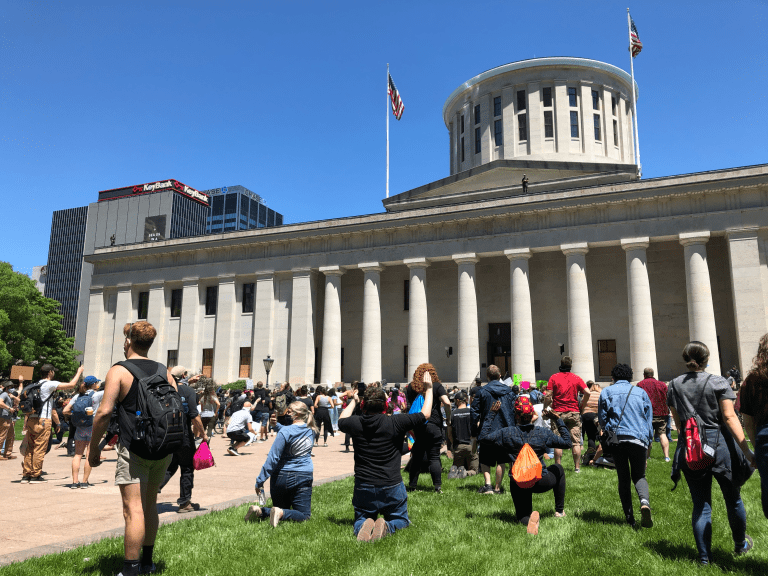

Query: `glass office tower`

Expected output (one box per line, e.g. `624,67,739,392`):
204,185,283,233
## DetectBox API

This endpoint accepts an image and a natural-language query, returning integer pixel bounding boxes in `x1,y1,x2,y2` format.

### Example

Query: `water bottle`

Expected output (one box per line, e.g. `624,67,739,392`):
258,489,267,507
133,411,145,442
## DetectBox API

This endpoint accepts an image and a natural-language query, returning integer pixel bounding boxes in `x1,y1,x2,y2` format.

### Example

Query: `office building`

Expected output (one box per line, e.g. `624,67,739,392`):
205,185,283,233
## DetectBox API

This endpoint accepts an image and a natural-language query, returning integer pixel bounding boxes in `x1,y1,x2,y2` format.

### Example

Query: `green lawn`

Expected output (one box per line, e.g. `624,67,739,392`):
1,451,766,576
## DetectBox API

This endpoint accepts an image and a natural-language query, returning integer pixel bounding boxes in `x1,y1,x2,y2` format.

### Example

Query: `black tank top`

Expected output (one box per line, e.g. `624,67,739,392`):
117,359,165,458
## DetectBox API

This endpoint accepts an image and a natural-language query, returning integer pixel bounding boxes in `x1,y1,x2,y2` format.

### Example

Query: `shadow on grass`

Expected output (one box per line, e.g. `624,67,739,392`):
644,540,765,574
326,516,355,526
575,509,626,526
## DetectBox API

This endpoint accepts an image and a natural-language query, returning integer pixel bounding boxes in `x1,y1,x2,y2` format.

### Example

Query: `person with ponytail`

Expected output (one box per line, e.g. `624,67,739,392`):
739,333,768,519
245,401,318,527
667,341,756,565
62,375,104,488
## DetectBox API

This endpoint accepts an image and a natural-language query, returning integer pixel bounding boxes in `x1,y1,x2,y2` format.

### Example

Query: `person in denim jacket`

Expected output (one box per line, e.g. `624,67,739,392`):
245,401,318,527
598,363,654,530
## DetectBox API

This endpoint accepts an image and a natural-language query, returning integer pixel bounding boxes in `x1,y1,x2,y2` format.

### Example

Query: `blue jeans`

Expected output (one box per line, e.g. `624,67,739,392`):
755,425,768,519
352,481,409,536
684,468,747,562
262,472,313,522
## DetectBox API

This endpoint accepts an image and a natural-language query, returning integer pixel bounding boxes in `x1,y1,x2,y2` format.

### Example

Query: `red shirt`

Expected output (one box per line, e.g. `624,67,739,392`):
636,378,669,418
548,372,587,412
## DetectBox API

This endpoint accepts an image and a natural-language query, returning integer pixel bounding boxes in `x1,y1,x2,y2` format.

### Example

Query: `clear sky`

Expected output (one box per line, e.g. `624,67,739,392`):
2,0,766,277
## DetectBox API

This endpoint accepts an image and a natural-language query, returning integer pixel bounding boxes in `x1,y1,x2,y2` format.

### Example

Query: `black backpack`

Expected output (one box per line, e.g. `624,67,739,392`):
19,382,49,416
226,397,245,417
117,361,185,459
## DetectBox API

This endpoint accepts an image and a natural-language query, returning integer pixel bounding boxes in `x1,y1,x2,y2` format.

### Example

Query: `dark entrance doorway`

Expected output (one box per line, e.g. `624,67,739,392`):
598,339,617,379
487,323,511,378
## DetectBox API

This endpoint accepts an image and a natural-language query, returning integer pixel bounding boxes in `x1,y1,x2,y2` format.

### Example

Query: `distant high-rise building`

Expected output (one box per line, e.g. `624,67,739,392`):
204,185,283,233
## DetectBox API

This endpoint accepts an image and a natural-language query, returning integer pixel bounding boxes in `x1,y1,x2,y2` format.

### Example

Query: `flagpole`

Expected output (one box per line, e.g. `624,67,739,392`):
627,8,641,177
386,63,390,198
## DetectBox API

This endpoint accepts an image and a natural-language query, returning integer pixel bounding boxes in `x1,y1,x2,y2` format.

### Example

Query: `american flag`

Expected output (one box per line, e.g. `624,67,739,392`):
630,16,643,57
388,73,404,120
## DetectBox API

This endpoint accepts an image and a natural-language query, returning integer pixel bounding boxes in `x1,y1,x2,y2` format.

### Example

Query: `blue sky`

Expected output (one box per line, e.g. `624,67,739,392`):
2,0,766,277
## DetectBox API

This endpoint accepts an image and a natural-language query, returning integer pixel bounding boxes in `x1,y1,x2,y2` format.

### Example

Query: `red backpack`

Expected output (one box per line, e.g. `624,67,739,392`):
674,375,717,470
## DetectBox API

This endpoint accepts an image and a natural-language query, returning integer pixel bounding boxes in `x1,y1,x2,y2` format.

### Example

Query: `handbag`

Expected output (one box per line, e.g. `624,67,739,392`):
193,440,215,471
600,386,634,455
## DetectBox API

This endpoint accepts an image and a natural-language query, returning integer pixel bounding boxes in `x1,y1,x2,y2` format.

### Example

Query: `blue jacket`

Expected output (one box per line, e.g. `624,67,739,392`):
483,418,572,475
470,380,517,440
598,381,653,448
255,422,314,488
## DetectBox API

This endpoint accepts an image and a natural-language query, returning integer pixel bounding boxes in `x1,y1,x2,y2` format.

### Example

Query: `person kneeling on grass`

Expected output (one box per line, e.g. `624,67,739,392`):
481,396,572,534
225,402,255,456
338,373,434,542
245,401,317,526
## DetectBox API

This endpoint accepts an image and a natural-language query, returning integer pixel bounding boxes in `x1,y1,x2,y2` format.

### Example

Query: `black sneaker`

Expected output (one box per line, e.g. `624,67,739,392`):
478,484,494,494
139,563,157,574
494,486,505,495
29,476,47,483
20,476,31,484
735,535,754,556
640,504,653,528
435,486,443,494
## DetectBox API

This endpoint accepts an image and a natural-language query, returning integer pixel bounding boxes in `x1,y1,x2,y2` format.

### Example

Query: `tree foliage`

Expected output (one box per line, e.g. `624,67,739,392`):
0,262,81,380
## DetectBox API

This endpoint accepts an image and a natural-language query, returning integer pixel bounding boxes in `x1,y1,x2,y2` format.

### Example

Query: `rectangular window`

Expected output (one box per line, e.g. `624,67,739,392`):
543,87,552,107
202,349,214,378
493,96,501,117
516,90,526,111
544,110,554,138
239,347,251,378
474,104,480,125
460,114,464,133
403,280,409,310
461,137,465,162
170,289,182,318
137,291,149,320
570,111,579,137
242,283,254,313
518,113,527,141
205,286,218,316
568,87,578,107
613,119,619,146
592,90,600,110
611,95,617,115
474,127,481,153
166,349,178,369
494,120,503,146
594,114,601,141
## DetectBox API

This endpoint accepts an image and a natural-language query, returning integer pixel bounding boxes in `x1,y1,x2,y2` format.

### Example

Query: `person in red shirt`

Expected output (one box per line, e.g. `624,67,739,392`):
544,356,590,472
637,368,670,461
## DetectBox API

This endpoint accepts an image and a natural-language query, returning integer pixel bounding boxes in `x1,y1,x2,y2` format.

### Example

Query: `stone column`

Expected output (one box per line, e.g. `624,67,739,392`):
561,243,595,382
680,232,721,375
359,263,384,384
726,227,768,373
147,281,168,364
405,258,429,379
453,254,480,384
110,284,133,366
505,248,537,383
319,266,344,384
213,274,238,382
621,238,658,379
288,268,316,385
251,273,276,383
178,278,202,373
83,286,107,376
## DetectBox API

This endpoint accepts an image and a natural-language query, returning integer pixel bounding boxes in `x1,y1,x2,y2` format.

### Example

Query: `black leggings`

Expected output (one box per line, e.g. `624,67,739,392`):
509,463,566,524
582,412,599,452
314,407,334,443
612,442,650,522
409,423,443,489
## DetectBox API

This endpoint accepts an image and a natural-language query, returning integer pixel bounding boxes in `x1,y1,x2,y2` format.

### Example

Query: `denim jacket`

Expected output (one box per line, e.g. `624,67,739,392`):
597,381,653,448
470,380,517,440
255,422,314,488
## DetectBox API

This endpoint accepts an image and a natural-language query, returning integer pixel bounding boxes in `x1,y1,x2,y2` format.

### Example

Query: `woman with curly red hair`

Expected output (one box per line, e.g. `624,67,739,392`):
405,363,451,493
740,333,768,519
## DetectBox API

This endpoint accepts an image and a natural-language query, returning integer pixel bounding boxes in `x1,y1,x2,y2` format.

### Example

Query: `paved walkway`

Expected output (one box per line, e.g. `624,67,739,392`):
0,430,360,566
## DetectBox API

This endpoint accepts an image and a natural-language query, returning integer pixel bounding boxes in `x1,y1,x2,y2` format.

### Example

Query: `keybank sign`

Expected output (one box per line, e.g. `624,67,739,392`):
99,179,211,206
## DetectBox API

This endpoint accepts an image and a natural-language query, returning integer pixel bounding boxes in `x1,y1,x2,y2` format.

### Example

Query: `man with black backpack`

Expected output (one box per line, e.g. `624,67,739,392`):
19,363,83,483
88,321,182,576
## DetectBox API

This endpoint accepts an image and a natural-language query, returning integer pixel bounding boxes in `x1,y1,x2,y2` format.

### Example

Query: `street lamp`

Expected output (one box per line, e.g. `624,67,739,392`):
263,355,274,389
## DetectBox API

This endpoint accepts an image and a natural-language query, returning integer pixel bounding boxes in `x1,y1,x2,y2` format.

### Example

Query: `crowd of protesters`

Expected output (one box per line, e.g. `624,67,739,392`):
4,322,768,571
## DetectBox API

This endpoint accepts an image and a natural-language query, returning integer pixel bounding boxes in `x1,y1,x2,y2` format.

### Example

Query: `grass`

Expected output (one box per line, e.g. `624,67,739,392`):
1,450,766,576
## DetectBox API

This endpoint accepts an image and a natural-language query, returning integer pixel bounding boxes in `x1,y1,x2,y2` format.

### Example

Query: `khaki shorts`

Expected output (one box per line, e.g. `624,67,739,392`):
115,443,172,486
652,417,668,437
556,411,582,444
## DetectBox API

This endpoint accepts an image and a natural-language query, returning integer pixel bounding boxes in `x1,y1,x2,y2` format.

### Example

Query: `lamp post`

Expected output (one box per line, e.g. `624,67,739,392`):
263,355,274,390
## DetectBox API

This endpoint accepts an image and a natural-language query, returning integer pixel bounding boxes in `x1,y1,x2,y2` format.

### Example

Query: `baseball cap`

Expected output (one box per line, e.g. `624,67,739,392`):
84,375,101,385
170,366,187,378
514,396,534,415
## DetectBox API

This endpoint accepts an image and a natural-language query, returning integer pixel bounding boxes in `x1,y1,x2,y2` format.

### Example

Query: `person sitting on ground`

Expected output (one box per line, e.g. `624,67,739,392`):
447,392,478,478
245,401,318,526
482,396,571,534
598,363,654,530
224,402,255,456
63,375,104,488
338,374,433,542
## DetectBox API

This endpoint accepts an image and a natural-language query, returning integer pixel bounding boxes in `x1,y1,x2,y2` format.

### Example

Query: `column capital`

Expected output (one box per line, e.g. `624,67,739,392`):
679,231,710,247
182,277,199,287
217,273,236,284
116,283,132,292
404,257,430,269
725,226,760,241
358,262,384,273
319,265,345,277
148,281,165,290
561,242,589,256
291,267,313,277
453,253,479,265
505,248,533,261
89,285,104,294
255,271,275,280
620,237,650,251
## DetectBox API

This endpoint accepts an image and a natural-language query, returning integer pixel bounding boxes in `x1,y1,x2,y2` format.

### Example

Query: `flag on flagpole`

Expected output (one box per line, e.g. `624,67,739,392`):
630,16,643,57
388,73,404,120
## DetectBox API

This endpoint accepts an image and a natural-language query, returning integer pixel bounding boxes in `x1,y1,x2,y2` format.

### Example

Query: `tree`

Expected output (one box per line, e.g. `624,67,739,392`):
0,262,81,381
